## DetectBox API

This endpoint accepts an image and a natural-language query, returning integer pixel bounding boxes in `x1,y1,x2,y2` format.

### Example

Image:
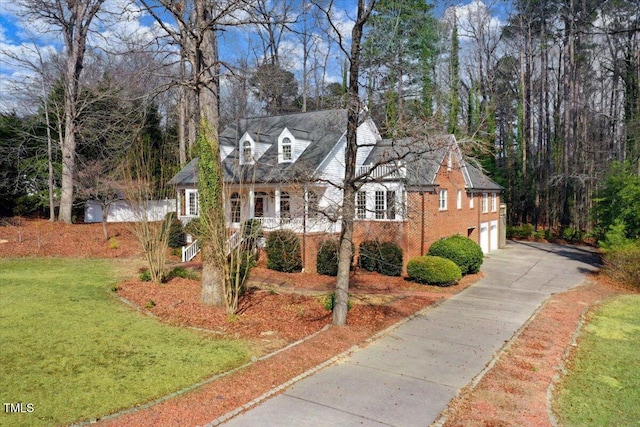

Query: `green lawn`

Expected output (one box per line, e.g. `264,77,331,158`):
0,258,250,427
554,294,640,426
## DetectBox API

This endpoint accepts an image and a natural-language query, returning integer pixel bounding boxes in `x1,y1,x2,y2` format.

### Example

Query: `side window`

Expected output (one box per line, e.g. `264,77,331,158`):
356,191,367,219
439,189,448,211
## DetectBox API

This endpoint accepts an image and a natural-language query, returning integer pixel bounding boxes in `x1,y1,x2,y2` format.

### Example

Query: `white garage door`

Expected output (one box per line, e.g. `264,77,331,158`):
480,222,489,254
490,220,499,252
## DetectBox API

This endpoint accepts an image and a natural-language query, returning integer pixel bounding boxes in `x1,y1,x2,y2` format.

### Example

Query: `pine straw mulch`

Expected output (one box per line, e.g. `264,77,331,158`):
439,273,637,427
2,218,636,426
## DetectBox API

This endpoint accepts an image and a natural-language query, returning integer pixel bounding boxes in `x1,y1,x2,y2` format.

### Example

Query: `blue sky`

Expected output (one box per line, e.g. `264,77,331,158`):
0,0,507,114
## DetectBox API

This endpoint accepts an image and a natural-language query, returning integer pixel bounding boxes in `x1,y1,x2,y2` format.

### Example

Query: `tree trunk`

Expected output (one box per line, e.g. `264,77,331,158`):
56,0,104,223
195,0,226,307
333,0,372,326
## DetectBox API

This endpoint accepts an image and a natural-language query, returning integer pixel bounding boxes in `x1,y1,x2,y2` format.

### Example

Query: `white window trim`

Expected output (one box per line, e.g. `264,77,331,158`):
439,189,448,211
457,189,462,210
491,193,497,212
469,192,474,209
185,189,199,217
356,191,367,219
240,136,255,165
278,129,296,164
482,192,489,213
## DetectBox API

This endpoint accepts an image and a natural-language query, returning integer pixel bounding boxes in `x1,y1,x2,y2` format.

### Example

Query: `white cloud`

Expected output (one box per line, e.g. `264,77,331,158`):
444,1,503,40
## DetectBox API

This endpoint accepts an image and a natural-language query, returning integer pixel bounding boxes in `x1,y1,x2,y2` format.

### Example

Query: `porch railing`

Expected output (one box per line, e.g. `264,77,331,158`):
182,239,200,262
356,163,406,180
253,216,303,230
181,230,244,263
226,230,242,254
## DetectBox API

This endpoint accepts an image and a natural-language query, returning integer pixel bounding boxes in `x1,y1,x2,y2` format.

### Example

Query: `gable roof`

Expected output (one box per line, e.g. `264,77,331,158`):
465,163,503,191
364,134,502,191
168,157,198,186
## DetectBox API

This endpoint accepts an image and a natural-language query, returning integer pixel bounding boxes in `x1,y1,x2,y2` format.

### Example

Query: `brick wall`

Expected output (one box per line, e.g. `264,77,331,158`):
267,156,501,275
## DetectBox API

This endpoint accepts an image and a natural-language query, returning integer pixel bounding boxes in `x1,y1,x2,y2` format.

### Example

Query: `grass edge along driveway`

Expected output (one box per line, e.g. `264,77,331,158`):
554,294,640,426
0,258,250,427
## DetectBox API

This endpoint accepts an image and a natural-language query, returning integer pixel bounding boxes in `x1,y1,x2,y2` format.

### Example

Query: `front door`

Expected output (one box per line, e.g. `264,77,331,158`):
254,195,265,218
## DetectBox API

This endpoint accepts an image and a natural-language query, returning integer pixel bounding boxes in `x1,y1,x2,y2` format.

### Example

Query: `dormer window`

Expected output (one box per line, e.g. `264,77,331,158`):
277,128,309,163
282,137,292,162
242,139,253,164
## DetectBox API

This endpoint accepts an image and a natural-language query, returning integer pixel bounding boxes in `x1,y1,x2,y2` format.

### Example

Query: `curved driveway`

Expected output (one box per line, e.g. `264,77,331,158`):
217,241,600,427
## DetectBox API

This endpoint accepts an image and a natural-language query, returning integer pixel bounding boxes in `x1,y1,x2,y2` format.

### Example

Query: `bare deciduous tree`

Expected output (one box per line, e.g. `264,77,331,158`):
17,0,107,223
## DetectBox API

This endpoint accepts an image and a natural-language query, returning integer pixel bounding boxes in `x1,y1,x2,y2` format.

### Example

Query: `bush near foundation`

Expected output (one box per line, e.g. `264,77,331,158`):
358,240,403,276
265,230,302,273
428,234,483,275
317,239,354,276
317,239,340,276
406,256,462,286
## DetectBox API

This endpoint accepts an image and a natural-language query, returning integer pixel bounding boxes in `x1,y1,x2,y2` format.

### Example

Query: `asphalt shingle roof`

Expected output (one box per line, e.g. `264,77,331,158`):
168,111,501,192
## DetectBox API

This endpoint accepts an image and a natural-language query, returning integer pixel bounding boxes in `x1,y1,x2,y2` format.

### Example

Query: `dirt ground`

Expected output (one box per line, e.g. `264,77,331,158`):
1,218,635,426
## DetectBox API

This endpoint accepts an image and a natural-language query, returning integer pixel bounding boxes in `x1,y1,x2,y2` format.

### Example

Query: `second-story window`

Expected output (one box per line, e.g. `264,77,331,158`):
282,137,292,162
439,189,448,211
491,193,497,212
482,192,489,213
457,189,462,210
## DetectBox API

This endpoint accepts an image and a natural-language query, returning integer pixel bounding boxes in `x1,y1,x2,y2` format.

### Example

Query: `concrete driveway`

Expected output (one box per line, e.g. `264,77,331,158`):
215,241,600,427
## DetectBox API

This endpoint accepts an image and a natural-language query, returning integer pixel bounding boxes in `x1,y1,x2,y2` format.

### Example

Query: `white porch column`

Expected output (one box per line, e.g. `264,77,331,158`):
274,187,281,220
249,187,255,218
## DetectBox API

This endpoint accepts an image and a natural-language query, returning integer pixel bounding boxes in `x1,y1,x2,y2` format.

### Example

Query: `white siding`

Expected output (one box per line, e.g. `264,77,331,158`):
85,200,176,223
254,141,270,160
355,118,379,166
220,145,234,160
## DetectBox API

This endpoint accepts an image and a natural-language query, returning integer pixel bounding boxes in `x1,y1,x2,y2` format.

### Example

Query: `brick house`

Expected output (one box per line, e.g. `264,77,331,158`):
168,109,503,271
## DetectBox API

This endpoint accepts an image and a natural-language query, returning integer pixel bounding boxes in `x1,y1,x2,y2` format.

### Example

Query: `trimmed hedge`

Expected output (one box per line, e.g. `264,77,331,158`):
265,230,302,273
358,240,403,276
406,255,462,286
428,234,483,275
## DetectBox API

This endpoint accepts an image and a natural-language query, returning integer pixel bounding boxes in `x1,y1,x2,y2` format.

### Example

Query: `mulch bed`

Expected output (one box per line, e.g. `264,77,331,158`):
3,219,635,426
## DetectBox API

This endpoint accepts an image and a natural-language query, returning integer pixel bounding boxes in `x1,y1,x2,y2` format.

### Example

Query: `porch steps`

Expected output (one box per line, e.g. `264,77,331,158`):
181,230,243,263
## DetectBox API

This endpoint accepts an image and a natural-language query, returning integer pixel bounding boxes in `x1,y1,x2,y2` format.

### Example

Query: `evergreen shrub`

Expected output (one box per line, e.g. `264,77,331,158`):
603,241,640,288
428,234,483,275
506,224,534,239
317,239,354,276
317,239,340,276
406,255,462,286
358,240,403,276
165,212,185,248
265,230,302,273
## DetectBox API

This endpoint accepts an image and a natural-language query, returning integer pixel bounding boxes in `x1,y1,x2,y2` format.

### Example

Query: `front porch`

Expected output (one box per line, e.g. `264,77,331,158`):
175,184,341,235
